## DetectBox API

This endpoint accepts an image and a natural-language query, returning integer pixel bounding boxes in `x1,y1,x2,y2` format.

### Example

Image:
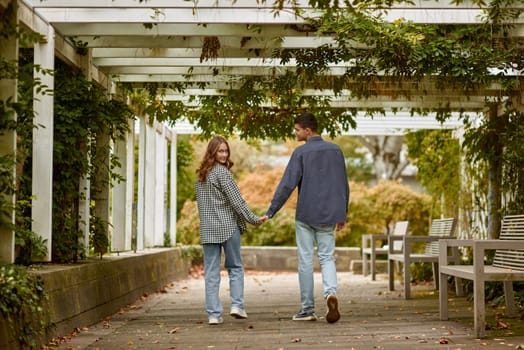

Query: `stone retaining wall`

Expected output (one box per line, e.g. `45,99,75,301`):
241,246,360,272
0,248,191,350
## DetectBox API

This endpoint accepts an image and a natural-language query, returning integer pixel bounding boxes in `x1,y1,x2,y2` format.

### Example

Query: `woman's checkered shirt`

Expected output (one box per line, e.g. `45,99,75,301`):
195,164,260,244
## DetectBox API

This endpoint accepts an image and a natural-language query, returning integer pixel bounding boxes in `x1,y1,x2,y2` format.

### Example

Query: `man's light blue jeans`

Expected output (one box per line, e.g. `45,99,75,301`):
295,220,337,311
202,227,244,319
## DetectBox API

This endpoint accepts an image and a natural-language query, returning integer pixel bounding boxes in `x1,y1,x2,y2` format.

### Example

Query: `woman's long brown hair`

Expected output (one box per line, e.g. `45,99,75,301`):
196,136,234,182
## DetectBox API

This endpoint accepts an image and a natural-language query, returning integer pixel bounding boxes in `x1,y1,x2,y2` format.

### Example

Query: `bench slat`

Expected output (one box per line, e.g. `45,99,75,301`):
439,214,524,338
424,218,456,255
493,214,524,271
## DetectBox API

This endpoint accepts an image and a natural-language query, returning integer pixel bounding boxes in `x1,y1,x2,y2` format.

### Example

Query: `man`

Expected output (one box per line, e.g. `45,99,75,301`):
266,112,350,323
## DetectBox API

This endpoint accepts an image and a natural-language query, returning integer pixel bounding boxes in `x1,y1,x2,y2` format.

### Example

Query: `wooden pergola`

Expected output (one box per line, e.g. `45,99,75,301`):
0,0,522,263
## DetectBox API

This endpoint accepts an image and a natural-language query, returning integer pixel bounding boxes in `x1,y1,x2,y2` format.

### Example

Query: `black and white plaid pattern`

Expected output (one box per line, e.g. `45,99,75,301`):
195,164,260,244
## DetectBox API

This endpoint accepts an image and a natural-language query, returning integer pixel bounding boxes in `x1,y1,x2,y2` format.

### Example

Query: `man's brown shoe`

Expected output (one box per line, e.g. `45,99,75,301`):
325,294,340,323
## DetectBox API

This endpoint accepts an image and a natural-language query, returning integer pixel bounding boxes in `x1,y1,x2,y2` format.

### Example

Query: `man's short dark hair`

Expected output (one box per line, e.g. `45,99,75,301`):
294,112,318,132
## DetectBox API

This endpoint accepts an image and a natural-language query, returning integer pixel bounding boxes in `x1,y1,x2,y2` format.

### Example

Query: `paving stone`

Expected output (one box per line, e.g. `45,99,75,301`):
49,271,524,350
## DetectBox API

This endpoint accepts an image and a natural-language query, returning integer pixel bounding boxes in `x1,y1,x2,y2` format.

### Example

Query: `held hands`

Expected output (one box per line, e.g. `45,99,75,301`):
257,215,269,225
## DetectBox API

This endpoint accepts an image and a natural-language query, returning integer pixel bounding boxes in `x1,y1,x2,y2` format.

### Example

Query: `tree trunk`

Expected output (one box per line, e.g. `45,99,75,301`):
358,135,410,181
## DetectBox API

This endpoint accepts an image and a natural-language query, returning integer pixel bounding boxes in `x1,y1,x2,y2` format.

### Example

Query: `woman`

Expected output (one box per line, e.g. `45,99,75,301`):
195,136,267,325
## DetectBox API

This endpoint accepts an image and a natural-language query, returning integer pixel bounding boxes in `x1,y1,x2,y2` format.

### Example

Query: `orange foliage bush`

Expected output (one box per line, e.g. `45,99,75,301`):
177,172,435,249
237,166,297,208
176,200,201,245
367,180,433,236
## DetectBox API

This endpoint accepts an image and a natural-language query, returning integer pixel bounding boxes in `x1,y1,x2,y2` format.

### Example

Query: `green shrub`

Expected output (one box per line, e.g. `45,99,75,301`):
242,206,296,246
0,264,48,349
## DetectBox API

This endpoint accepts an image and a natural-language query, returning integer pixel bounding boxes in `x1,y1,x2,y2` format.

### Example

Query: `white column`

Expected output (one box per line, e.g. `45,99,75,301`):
111,132,127,252
32,25,54,262
124,118,135,251
153,125,166,246
78,146,91,253
143,120,156,247
0,0,17,264
78,50,93,254
169,131,177,245
136,117,146,251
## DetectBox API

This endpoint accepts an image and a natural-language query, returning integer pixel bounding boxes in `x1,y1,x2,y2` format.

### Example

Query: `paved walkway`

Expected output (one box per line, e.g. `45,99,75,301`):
49,271,524,350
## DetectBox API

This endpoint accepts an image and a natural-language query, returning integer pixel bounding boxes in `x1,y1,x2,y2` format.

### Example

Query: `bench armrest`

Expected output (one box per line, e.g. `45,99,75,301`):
439,239,524,266
473,240,524,250
387,234,405,253
388,235,456,254
362,234,388,249
362,234,388,248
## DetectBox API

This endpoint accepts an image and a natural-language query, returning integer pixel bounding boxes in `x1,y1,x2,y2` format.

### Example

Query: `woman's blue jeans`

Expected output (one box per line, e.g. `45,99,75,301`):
295,220,338,311
202,228,244,319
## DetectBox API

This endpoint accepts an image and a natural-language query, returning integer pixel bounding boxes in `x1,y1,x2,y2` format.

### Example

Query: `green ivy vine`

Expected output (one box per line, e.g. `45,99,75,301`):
0,264,48,349
52,60,134,262
1,1,49,264
132,0,523,231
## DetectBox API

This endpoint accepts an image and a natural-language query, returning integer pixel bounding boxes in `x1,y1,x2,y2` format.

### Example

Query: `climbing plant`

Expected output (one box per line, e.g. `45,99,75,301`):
52,59,134,262
155,0,523,236
0,264,48,349
1,0,50,264
405,129,461,219
287,0,523,235
0,3,50,347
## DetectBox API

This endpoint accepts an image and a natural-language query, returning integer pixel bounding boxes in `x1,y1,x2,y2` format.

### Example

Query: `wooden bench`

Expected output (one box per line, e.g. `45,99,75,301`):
439,214,524,338
362,221,409,280
388,218,460,299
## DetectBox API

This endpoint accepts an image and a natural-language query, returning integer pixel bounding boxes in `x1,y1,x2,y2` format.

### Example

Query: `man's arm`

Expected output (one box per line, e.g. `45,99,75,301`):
266,152,302,218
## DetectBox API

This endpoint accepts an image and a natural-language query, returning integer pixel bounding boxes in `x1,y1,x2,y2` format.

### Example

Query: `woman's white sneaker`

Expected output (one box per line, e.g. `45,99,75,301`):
208,317,224,325
230,307,248,319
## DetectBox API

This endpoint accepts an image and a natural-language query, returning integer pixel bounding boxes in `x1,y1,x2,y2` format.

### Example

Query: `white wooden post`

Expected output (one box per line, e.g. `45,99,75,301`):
136,117,146,251
32,25,54,261
153,123,166,246
78,50,93,254
78,146,91,254
124,118,135,251
169,131,177,246
143,120,156,247
111,132,127,252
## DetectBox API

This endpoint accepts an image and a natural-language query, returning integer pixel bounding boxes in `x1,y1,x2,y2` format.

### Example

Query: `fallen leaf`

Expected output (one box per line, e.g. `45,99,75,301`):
168,328,179,334
439,337,449,344
497,320,509,329
291,338,301,343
